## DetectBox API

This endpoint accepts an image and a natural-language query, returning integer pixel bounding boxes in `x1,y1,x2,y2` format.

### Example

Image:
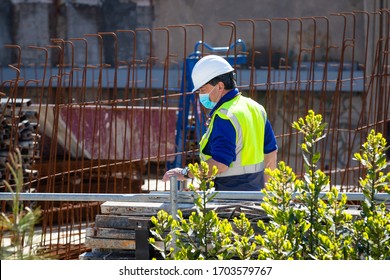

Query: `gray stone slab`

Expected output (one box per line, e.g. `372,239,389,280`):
85,236,136,250
87,226,136,239
100,201,196,216
97,228,136,239
95,214,150,229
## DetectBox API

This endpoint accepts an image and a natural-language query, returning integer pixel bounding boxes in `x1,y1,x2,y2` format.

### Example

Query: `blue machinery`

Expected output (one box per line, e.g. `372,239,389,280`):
171,39,247,168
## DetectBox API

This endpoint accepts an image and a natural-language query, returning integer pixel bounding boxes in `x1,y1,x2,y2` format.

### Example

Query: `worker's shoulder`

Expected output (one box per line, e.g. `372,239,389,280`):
241,95,266,111
239,94,262,105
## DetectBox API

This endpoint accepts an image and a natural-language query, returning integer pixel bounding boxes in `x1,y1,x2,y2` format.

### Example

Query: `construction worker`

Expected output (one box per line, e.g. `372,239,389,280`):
162,55,278,191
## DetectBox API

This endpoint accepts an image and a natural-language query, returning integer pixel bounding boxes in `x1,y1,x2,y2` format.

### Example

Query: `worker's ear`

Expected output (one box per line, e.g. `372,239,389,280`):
217,81,224,91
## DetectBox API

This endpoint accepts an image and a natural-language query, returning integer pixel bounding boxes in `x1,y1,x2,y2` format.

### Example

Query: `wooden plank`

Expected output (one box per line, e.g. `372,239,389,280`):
87,227,136,240
85,237,136,250
98,228,136,239
100,201,195,215
95,215,151,229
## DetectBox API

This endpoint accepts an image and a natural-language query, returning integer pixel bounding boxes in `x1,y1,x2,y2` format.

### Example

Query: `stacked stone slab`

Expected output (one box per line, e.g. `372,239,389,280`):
80,216,153,260
79,201,159,260
80,199,202,260
0,98,39,189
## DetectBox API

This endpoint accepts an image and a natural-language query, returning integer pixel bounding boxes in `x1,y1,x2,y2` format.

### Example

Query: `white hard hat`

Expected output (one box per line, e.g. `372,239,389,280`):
191,55,234,92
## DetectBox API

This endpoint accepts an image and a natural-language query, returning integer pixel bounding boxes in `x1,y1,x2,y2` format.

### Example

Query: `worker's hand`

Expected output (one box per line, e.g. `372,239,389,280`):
162,168,186,182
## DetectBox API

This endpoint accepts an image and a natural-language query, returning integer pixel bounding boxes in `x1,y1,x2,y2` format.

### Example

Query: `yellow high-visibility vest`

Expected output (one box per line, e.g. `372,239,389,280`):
199,94,266,177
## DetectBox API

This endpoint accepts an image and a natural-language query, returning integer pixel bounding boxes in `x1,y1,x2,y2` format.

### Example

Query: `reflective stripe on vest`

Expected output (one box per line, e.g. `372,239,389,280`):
218,161,265,177
199,94,267,177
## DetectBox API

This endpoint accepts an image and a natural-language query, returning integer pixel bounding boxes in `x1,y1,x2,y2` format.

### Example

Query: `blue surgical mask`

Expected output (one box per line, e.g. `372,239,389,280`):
199,86,217,109
199,93,216,109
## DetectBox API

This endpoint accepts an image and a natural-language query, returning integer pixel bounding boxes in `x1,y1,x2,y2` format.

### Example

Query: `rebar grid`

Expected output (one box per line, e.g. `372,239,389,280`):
0,9,389,259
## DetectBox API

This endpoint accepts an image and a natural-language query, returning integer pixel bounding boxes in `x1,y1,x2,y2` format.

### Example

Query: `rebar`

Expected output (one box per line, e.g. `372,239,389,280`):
1,8,389,259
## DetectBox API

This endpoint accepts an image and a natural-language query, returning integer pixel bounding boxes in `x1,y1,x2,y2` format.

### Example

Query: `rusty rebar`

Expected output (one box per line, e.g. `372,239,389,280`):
1,8,390,259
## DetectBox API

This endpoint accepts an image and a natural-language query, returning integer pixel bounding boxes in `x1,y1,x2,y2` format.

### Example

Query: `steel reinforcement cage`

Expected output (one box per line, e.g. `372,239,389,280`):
0,8,390,259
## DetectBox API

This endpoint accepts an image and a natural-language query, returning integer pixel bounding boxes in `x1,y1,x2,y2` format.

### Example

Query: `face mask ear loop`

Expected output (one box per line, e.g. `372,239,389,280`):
208,84,218,100
215,84,222,103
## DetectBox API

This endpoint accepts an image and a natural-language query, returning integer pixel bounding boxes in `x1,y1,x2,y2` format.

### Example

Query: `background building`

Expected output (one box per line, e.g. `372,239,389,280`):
0,0,387,70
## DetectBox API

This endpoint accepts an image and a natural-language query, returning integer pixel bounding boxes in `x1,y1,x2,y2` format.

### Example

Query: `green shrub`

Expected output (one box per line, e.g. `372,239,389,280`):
149,110,390,260
352,130,390,259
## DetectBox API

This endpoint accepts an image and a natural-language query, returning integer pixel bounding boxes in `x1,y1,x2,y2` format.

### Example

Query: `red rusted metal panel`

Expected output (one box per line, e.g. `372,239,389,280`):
36,105,177,161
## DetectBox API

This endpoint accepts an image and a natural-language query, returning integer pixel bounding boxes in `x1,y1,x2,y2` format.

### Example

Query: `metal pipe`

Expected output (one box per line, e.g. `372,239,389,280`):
170,176,178,217
170,176,178,249
0,191,389,202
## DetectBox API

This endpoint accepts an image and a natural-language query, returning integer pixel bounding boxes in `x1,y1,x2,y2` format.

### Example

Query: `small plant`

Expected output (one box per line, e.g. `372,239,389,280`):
257,110,357,259
260,111,390,260
292,110,330,256
0,149,42,260
257,162,307,260
352,129,390,259
149,162,259,259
